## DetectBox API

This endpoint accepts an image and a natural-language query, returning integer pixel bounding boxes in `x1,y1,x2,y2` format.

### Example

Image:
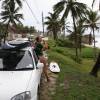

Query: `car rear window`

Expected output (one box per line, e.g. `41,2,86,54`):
0,49,34,71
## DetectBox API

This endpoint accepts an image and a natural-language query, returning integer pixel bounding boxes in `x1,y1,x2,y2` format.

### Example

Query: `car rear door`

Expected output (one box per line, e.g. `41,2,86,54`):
31,49,43,83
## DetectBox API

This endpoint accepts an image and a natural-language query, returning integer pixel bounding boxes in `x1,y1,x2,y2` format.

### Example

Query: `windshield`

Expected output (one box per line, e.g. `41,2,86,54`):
0,49,34,71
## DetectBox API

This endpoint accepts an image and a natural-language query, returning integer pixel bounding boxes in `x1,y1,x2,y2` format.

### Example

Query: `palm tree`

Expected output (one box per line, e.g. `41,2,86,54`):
45,12,61,40
0,3,23,42
54,0,87,61
85,10,100,59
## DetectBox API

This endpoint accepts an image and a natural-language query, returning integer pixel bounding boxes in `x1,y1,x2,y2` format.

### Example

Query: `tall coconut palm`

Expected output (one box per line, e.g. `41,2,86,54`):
45,12,61,40
85,10,100,59
0,3,23,42
54,0,87,61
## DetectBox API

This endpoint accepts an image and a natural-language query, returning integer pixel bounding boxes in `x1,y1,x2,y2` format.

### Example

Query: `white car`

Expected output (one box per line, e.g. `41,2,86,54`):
0,41,43,100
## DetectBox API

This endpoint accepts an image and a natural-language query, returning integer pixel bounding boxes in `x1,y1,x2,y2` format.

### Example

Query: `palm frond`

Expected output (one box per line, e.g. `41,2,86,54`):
14,7,20,13
15,18,23,24
61,5,70,21
15,14,23,18
54,0,66,15
1,16,9,20
16,0,22,7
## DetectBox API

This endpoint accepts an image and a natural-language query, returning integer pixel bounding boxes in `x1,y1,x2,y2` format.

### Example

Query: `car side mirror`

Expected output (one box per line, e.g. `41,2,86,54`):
37,62,44,69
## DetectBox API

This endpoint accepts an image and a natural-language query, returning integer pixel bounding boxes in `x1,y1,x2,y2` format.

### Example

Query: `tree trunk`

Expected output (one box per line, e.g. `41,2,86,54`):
3,34,6,43
4,24,9,43
54,34,57,40
90,52,100,77
89,33,92,45
79,34,82,53
72,15,78,61
53,28,57,40
79,34,82,63
93,28,97,60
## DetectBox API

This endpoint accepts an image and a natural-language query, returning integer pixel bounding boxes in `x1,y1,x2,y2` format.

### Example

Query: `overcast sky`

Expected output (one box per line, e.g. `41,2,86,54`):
22,0,99,31
0,0,99,31
21,0,59,30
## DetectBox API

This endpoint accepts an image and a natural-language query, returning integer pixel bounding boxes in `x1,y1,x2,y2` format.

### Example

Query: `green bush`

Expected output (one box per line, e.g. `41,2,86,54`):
48,39,57,47
82,47,94,58
56,38,74,48
50,46,80,62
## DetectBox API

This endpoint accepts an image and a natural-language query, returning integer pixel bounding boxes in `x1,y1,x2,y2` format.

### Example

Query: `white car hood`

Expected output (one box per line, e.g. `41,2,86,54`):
0,71,33,100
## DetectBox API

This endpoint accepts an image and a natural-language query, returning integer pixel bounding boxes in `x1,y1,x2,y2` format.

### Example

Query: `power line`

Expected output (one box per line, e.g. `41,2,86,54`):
24,0,39,24
33,0,40,13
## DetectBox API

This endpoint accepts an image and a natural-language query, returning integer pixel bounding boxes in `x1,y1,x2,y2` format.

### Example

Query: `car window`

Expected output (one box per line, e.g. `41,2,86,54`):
0,49,34,71
16,51,34,70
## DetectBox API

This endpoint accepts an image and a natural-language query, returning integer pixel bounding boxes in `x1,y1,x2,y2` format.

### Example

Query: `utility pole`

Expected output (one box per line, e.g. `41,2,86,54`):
42,12,44,36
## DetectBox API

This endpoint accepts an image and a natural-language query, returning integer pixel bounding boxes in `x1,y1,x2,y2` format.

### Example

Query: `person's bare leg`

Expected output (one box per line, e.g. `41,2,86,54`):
39,56,50,82
43,62,50,82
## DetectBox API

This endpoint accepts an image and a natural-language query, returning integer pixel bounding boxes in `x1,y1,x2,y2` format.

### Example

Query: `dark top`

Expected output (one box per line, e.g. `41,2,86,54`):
34,42,43,58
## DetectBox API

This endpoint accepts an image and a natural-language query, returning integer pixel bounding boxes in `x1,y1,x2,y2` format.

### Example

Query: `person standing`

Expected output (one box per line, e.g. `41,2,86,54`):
34,36,50,82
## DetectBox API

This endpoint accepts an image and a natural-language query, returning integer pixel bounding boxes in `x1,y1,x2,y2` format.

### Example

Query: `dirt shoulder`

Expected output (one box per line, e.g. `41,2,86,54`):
40,70,58,100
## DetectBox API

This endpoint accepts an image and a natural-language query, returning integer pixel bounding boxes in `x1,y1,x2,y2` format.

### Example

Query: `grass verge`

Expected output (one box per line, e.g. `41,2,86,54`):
47,40,100,100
